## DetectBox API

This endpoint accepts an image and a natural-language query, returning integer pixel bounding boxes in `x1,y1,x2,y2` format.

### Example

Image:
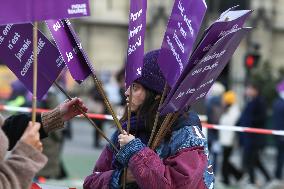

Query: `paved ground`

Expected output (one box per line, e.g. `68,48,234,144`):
40,119,284,189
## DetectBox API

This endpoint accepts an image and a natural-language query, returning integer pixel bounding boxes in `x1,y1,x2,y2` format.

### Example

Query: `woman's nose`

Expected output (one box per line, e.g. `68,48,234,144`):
125,87,130,97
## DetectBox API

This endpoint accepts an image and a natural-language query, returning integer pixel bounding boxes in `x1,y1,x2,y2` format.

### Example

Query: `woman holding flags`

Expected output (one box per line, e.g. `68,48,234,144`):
83,50,214,189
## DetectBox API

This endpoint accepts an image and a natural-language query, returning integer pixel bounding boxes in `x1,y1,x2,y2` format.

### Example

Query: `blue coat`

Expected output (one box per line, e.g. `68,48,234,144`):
272,97,284,143
238,96,267,149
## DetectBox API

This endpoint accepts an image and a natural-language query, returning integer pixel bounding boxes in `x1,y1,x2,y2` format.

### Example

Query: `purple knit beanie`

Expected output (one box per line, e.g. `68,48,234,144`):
135,50,166,94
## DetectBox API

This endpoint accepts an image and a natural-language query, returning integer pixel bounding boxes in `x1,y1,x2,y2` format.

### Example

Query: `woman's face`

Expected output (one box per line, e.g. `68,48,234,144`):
125,82,146,112
245,85,258,98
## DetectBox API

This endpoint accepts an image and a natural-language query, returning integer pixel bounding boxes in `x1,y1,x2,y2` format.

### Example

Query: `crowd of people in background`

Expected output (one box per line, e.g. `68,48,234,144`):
206,80,284,188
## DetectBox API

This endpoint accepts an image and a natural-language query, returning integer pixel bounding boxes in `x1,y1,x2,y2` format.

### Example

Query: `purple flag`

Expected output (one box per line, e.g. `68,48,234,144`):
188,10,252,70
0,23,65,99
125,0,147,88
173,9,252,88
46,19,92,83
161,8,252,113
160,27,251,115
157,0,207,87
0,0,90,25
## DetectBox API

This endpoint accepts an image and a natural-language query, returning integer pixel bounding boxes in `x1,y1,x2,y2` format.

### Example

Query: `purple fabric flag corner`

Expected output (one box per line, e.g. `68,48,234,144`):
160,27,251,115
0,0,90,26
125,0,147,89
157,0,207,87
0,23,65,99
46,19,92,83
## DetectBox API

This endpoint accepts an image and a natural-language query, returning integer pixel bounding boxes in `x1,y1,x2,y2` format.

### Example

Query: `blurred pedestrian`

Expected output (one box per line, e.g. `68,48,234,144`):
7,80,28,107
89,86,106,148
238,82,271,185
219,91,243,185
205,82,225,173
272,80,284,180
116,67,127,106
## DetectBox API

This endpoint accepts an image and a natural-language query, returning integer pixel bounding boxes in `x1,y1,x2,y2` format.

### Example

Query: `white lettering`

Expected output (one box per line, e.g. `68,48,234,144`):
56,55,64,68
53,21,62,32
167,36,183,74
68,4,87,15
218,24,238,38
130,9,143,21
173,30,185,53
176,91,185,100
15,39,31,62
186,88,196,95
129,24,143,39
184,15,194,36
2,24,13,36
200,50,226,63
21,38,45,76
66,51,74,62
128,36,142,56
192,68,202,76
178,1,185,16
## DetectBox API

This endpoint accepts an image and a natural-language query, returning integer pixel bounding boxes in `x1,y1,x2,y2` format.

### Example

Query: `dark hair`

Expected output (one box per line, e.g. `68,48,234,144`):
116,67,125,83
247,80,262,94
120,87,166,142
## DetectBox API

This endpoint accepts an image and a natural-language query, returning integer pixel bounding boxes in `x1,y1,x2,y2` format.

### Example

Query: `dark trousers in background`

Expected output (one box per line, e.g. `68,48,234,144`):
93,119,104,148
243,147,271,184
221,146,243,185
275,142,284,179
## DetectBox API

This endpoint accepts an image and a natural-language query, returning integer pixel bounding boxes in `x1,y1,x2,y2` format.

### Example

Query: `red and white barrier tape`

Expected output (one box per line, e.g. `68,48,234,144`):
1,105,284,136
0,104,114,121
203,123,284,136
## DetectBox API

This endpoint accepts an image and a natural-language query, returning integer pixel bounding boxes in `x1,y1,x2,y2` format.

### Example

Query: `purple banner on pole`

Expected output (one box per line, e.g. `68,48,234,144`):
160,27,251,115
46,19,91,83
157,0,207,87
173,9,252,89
125,0,147,88
189,10,252,69
0,23,65,99
160,8,252,113
0,0,90,25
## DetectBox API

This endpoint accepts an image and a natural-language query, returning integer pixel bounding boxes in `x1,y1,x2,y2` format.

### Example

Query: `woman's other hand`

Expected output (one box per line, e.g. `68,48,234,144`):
59,97,88,121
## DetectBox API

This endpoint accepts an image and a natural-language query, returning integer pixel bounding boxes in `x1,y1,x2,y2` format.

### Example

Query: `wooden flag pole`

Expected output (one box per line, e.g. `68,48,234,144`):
156,112,179,148
32,22,38,125
127,85,132,134
151,112,179,150
92,74,123,133
151,113,172,149
122,85,133,189
147,83,168,147
54,81,118,152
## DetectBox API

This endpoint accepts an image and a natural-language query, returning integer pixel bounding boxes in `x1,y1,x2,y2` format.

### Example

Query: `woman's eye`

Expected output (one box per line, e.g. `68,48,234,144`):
132,84,138,90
